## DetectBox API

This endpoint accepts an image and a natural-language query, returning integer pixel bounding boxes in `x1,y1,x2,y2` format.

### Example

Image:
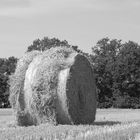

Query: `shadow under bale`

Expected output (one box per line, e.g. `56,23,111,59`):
93,121,121,126
9,47,97,126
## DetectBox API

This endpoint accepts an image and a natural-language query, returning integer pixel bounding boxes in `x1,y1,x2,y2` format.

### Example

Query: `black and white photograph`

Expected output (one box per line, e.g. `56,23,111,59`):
0,0,140,139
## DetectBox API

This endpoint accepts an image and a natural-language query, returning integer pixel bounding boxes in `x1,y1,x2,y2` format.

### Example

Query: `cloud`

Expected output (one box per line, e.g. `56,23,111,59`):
82,0,140,13
0,0,65,17
0,0,140,17
0,0,100,17
0,0,29,8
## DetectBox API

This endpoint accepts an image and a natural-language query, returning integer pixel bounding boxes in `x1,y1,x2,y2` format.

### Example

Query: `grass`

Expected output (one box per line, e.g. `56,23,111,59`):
0,109,140,140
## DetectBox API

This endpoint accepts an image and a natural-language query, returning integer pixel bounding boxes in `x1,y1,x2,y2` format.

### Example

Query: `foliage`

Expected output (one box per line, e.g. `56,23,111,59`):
27,37,70,52
26,37,83,53
0,57,17,108
92,37,140,108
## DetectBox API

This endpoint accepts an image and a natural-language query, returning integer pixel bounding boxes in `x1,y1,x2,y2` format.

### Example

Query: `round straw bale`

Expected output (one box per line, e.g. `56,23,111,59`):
9,47,96,126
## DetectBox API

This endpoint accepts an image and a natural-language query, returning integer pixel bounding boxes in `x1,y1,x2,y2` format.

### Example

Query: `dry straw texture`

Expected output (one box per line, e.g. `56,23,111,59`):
9,47,96,126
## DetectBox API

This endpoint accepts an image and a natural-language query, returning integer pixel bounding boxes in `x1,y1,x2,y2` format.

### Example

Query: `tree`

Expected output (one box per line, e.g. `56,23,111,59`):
26,37,85,55
0,57,17,108
27,37,70,52
91,38,122,108
92,38,140,108
113,41,140,108
0,73,9,108
5,56,17,75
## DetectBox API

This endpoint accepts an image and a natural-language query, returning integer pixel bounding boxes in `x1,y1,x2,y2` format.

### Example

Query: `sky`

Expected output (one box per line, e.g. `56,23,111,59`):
0,0,140,58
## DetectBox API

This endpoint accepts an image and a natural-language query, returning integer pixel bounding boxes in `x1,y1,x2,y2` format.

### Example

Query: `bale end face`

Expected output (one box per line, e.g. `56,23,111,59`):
56,54,97,124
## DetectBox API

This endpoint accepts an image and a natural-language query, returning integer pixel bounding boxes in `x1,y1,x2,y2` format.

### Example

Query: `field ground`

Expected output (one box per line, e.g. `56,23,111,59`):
0,109,140,140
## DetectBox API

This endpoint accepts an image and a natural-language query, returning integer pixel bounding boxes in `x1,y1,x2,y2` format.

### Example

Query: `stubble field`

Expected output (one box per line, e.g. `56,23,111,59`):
0,109,140,140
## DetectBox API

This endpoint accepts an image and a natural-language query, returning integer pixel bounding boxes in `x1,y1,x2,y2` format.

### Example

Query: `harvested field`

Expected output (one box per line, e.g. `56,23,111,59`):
0,109,140,140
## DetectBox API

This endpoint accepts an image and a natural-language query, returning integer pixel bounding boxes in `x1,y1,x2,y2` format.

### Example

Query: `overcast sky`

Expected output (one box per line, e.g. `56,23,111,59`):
0,0,140,58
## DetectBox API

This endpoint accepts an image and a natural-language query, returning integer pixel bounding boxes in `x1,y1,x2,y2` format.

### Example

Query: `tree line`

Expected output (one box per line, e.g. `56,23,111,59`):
0,37,140,108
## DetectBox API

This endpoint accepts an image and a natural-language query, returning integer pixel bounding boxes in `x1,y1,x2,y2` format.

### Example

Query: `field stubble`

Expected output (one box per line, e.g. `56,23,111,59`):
0,109,140,140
